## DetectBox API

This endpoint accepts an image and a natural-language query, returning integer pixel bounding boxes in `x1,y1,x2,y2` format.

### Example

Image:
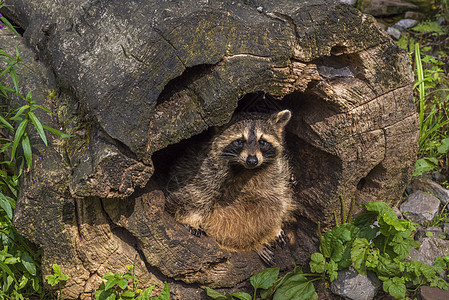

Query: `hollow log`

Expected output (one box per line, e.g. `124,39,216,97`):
1,0,418,298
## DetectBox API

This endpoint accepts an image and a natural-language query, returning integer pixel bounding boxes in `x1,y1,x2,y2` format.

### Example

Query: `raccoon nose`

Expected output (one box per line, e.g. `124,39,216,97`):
246,155,258,167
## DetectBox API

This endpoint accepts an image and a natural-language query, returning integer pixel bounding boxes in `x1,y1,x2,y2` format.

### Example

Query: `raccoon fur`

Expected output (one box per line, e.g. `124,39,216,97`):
165,110,295,264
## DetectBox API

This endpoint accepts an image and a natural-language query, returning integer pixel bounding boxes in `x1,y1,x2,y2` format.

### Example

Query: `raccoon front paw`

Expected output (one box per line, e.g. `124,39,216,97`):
275,229,288,248
184,224,206,237
257,245,275,266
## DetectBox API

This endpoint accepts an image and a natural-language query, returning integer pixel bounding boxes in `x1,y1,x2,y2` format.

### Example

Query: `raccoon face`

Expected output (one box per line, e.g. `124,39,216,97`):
217,110,291,169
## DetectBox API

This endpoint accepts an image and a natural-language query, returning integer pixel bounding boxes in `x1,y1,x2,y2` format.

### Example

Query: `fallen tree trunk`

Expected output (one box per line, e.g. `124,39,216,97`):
1,0,418,298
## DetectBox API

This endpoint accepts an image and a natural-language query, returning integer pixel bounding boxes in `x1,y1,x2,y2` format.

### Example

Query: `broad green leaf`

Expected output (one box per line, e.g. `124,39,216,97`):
205,287,228,300
11,118,28,160
250,267,280,290
28,111,48,146
117,278,128,290
52,263,62,276
231,292,252,300
438,138,449,154
104,278,120,291
309,253,325,273
4,257,18,264
21,252,36,276
46,274,57,286
351,238,369,274
273,274,316,300
120,290,135,298
383,277,406,299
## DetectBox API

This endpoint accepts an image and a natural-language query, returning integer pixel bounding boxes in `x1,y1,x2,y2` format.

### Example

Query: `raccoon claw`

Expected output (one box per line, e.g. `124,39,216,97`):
257,246,275,266
276,230,288,248
184,225,206,237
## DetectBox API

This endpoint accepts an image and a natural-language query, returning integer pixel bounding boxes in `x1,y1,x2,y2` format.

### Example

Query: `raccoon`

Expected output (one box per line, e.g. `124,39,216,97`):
165,110,295,264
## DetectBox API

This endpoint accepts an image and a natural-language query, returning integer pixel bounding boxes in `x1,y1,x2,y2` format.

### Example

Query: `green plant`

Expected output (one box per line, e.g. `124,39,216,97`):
0,9,70,299
206,201,449,300
95,265,170,300
45,264,69,300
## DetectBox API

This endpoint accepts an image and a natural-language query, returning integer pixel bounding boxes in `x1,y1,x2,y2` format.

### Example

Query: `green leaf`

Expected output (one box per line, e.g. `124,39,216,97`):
46,274,58,286
309,253,325,273
438,138,449,154
22,134,32,170
52,264,63,276
18,274,29,290
273,274,316,300
152,282,170,300
11,118,28,160
0,192,13,219
250,267,280,290
383,277,406,299
351,238,369,274
135,285,155,300
104,278,120,291
414,157,439,176
9,68,19,93
205,287,228,300
28,111,48,146
42,124,72,138
117,278,128,290
120,290,135,298
21,252,36,276
231,292,252,300
0,114,14,131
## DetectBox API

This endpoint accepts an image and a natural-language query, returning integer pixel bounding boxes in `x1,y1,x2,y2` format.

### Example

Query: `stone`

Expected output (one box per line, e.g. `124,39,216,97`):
408,237,449,267
387,27,402,40
339,0,357,6
412,177,449,205
331,267,381,300
393,19,418,30
404,11,424,20
415,227,444,242
400,191,440,225
360,0,418,17
420,286,449,300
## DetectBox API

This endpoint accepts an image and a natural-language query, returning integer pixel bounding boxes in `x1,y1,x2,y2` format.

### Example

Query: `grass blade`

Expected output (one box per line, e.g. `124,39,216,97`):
21,134,32,170
42,124,72,138
11,118,28,160
0,115,14,131
28,111,47,146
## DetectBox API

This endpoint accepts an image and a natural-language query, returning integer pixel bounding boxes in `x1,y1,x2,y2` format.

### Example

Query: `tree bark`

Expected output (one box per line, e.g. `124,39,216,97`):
1,0,418,298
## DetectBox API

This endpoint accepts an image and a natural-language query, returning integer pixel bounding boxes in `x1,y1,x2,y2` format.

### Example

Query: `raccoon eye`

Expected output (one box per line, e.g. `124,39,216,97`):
233,138,245,147
259,138,268,146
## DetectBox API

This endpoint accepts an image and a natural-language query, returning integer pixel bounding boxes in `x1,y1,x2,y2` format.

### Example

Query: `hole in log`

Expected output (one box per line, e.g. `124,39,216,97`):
330,45,347,56
312,52,366,81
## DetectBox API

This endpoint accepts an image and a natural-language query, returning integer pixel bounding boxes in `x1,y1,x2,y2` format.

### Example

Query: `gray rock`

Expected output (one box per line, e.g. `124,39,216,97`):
393,19,418,30
360,0,418,17
415,227,444,242
339,0,357,5
331,267,381,300
408,237,449,267
412,177,449,205
387,27,401,40
400,191,440,225
404,11,424,20
444,224,449,235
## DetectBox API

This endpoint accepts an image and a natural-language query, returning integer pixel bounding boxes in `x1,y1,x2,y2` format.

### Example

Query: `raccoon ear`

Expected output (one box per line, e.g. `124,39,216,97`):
271,110,291,130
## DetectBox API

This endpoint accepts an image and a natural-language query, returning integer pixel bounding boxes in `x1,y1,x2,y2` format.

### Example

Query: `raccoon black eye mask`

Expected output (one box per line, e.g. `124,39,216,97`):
166,110,295,265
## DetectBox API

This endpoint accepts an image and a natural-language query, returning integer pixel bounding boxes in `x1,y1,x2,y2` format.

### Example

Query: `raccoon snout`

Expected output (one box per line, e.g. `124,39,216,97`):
246,155,258,167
